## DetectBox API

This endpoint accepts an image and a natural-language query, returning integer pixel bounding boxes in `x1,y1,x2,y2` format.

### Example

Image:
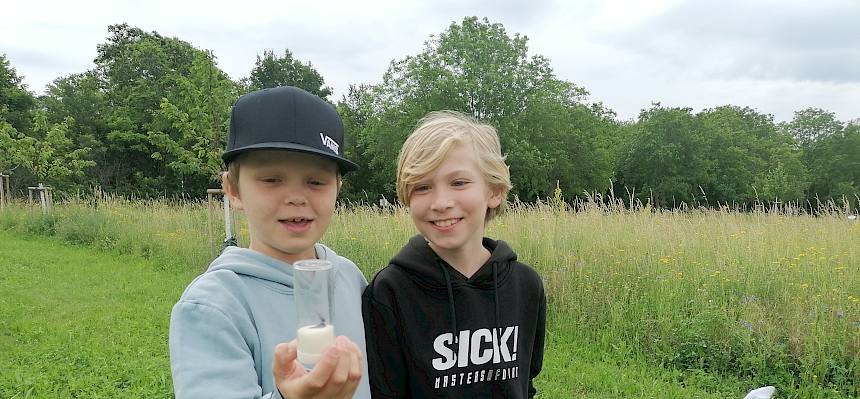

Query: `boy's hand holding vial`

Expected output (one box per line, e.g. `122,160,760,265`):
272,259,361,398
272,336,363,399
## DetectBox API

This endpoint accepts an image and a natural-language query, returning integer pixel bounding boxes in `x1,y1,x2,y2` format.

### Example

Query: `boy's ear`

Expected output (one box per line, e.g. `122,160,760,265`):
487,185,504,209
221,171,244,210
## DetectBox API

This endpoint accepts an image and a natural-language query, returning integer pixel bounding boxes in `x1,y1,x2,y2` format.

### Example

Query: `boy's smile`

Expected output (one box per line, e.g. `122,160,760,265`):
279,217,314,233
225,150,339,264
430,218,462,229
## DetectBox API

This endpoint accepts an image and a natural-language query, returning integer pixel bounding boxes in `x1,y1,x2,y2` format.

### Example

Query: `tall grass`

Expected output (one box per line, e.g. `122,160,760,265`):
1,195,858,398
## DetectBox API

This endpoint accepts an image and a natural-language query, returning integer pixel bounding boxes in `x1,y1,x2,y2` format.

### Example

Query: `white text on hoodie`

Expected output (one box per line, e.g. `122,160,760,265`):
431,326,519,371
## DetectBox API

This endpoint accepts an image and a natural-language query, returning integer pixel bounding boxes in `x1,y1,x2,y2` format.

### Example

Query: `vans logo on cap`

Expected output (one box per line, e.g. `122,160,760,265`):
320,132,340,154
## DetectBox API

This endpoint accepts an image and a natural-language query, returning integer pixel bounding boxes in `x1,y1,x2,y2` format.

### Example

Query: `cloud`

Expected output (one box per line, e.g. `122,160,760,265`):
418,0,555,27
600,0,860,83
3,0,857,122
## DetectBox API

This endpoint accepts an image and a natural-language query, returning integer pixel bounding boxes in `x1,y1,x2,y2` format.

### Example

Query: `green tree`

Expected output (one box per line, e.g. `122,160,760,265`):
785,108,843,147
618,105,709,207
619,105,809,207
352,17,615,201
148,50,239,191
698,106,808,204
0,54,36,133
784,108,858,207
336,84,380,202
245,50,332,98
800,120,860,207
9,111,95,185
93,24,238,196
0,121,19,174
39,71,109,188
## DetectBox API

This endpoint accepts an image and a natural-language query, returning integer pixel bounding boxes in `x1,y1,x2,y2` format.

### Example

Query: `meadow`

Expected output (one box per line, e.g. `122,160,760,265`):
0,195,857,398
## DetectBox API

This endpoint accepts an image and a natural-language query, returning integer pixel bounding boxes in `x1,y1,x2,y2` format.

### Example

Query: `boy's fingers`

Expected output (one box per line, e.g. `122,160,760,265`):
331,337,362,396
341,337,363,382
329,337,352,387
346,338,364,366
272,342,298,379
303,343,340,390
346,340,362,384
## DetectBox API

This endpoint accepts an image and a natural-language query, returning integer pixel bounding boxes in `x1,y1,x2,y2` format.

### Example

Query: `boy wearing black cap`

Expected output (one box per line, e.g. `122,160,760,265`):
169,86,370,399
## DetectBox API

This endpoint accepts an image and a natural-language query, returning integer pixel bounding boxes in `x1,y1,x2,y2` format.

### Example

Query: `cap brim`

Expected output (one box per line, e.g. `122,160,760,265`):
222,142,359,173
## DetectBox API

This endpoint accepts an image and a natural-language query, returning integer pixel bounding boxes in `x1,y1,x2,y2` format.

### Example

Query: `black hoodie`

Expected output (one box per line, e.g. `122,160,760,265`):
362,235,546,398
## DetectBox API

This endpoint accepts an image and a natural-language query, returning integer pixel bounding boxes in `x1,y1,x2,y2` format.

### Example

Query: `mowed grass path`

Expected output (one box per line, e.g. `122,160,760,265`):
0,230,736,398
0,230,197,398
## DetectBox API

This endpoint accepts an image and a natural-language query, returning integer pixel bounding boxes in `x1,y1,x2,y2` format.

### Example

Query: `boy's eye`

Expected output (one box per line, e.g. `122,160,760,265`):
413,184,431,193
452,180,469,187
261,177,281,183
308,179,327,186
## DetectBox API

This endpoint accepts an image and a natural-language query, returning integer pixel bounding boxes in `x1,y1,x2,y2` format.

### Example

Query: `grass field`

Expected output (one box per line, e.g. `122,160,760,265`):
0,197,858,398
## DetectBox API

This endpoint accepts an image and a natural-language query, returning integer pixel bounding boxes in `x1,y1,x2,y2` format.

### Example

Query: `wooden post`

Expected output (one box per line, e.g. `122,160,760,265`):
45,185,53,213
206,189,219,259
206,188,237,255
0,174,7,210
224,194,238,247
28,184,53,214
39,184,47,212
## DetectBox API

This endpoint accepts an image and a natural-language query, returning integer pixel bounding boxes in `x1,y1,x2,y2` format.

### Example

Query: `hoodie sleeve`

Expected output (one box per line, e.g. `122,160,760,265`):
170,300,278,399
362,285,408,399
527,289,546,399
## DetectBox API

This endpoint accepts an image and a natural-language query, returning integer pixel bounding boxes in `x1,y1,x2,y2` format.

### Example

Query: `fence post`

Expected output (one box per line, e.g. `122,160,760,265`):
206,188,237,257
0,174,7,210
223,194,237,247
46,185,53,213
206,189,219,259
27,184,53,214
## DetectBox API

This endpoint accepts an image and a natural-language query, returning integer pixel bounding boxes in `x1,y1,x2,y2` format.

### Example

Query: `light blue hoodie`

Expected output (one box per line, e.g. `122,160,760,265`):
169,244,371,399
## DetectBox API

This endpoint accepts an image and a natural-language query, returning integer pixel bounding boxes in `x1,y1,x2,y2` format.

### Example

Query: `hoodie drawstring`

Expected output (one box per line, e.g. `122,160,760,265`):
438,259,502,334
492,261,500,328
439,262,458,334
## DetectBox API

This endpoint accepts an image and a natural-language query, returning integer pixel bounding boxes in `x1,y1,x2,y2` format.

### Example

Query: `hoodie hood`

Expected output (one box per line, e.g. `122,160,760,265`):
389,235,518,333
207,243,341,289
390,235,517,290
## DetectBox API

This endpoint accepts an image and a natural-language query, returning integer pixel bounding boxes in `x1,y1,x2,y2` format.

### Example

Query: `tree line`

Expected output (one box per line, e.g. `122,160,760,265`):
2,17,858,209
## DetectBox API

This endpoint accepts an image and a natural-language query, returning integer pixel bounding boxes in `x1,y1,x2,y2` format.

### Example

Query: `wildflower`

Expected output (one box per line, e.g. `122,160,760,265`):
740,320,753,330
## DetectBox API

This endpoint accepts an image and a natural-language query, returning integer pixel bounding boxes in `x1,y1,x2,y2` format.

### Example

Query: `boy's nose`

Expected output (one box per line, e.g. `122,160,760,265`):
430,191,454,211
284,193,307,206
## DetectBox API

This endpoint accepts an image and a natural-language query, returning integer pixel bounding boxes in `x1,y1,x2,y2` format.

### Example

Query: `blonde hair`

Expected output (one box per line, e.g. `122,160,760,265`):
396,111,512,221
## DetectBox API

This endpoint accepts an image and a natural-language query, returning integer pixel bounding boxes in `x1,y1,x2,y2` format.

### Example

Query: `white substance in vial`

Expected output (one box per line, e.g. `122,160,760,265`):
297,324,335,364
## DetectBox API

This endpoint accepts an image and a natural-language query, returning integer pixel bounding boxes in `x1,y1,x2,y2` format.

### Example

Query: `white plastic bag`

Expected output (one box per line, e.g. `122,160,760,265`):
743,386,775,399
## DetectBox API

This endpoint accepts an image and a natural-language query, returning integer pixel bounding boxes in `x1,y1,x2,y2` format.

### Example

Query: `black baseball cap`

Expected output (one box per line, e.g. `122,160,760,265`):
222,86,359,173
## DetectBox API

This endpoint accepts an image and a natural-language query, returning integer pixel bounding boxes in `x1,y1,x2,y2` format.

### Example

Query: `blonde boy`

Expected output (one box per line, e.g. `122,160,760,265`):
170,86,370,399
362,111,547,398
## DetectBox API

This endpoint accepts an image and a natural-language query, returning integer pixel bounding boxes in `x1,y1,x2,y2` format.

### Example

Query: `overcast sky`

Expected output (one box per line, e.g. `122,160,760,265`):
3,0,858,122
